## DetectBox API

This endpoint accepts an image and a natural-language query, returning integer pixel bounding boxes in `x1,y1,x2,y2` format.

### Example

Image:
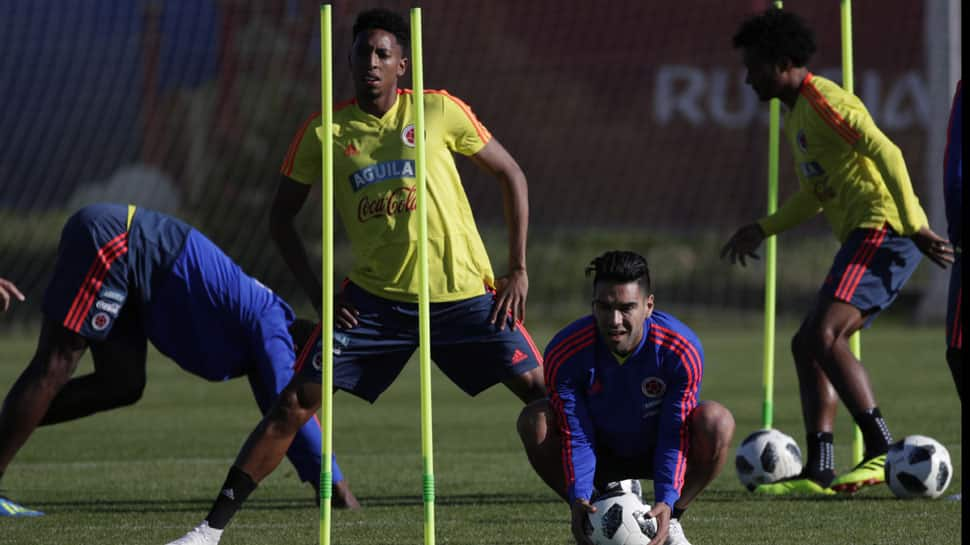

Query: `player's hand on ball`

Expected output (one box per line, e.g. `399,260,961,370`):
0,277,25,313
646,502,671,545
721,223,765,267
490,268,528,330
570,498,596,545
911,226,954,268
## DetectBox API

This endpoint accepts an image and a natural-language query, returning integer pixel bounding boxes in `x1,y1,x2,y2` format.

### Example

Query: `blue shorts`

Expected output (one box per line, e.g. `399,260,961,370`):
820,225,921,327
947,253,962,350
294,282,542,403
42,207,134,340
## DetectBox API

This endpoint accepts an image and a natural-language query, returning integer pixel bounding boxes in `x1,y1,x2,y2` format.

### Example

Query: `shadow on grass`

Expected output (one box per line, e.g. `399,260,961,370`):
28,497,314,513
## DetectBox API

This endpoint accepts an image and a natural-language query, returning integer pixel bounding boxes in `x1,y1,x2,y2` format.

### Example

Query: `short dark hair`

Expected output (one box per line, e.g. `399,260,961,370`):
585,250,652,295
352,8,409,53
732,7,816,67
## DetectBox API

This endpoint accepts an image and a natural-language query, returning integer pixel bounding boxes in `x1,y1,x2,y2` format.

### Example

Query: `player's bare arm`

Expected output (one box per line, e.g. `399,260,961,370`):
269,176,325,314
720,223,765,267
469,138,529,329
0,278,25,312
910,226,955,268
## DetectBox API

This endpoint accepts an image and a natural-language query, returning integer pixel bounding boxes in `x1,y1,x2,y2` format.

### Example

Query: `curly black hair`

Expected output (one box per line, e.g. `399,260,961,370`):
352,8,409,52
585,250,652,295
732,7,816,67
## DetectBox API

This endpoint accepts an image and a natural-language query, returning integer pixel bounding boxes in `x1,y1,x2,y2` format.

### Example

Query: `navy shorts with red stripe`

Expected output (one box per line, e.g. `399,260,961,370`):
42,206,134,340
821,224,921,327
294,282,542,403
947,253,962,350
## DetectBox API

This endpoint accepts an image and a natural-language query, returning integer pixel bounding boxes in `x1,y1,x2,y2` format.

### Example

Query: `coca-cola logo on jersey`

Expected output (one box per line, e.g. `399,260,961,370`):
358,186,417,222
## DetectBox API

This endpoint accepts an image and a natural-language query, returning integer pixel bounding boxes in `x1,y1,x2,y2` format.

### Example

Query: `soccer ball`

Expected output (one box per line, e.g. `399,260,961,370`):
735,428,803,490
587,491,657,545
885,435,953,499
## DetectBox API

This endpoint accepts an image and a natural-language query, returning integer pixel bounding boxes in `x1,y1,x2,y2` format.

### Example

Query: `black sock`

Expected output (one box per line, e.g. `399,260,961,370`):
671,506,686,520
205,466,258,530
854,407,892,460
946,348,962,401
804,432,836,487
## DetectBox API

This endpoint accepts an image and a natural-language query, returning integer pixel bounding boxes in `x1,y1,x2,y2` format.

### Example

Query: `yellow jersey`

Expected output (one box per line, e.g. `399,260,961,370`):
281,89,495,302
759,73,928,242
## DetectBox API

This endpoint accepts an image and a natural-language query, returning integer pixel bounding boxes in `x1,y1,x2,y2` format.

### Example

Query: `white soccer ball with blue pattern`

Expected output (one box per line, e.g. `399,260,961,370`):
735,428,803,490
885,435,952,499
587,491,656,545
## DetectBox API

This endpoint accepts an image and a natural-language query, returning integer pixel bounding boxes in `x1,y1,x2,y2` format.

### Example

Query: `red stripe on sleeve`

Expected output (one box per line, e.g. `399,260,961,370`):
429,89,493,145
800,77,861,145
281,112,320,177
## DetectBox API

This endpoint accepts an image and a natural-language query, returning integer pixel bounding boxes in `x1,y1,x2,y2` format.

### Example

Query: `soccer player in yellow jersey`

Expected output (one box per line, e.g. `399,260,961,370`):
272,0,544,489
722,8,954,497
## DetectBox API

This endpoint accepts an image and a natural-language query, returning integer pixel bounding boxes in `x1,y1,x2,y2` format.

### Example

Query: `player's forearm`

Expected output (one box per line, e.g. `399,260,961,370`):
269,219,323,310
499,169,529,271
757,189,821,236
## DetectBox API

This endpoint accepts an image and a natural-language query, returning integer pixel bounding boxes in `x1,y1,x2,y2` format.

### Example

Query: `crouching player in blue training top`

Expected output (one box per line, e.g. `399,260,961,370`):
517,251,735,545
0,203,357,519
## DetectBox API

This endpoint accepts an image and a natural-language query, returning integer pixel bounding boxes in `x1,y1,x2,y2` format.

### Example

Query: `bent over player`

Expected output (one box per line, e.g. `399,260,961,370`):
518,251,735,545
722,8,954,496
0,203,356,519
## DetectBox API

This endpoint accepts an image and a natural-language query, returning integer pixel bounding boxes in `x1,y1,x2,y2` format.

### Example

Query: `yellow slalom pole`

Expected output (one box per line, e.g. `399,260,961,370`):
410,7,436,545
762,0,784,431
840,0,865,467
319,4,334,545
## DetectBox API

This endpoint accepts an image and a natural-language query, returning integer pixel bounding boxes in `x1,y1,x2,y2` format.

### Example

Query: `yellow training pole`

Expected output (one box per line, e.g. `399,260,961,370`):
762,0,784,431
410,7,436,545
319,4,334,545
840,0,865,467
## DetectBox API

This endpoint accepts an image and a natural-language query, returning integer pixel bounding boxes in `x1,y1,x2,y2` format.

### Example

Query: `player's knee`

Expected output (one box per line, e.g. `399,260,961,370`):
516,398,550,446
269,389,313,432
691,402,735,449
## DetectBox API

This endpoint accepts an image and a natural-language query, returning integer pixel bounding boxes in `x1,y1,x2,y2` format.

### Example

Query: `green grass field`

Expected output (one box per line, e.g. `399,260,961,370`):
0,320,961,545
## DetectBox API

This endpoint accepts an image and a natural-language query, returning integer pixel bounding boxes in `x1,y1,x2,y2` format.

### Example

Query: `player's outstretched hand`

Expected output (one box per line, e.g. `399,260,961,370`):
911,226,955,268
490,268,528,330
721,223,765,267
334,294,360,329
0,278,25,313
645,501,672,545
570,498,596,545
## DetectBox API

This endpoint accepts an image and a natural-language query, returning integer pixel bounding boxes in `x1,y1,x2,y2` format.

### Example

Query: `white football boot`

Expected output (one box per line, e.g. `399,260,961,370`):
664,518,692,545
164,521,223,545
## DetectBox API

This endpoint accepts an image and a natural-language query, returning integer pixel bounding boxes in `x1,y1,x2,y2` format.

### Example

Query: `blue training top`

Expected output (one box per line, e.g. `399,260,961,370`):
543,311,703,508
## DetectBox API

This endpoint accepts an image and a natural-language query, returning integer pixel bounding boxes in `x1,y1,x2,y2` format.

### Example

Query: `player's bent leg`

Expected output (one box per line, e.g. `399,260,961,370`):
42,309,148,424
0,320,86,473
165,374,321,544
502,367,546,404
516,398,568,501
677,401,735,509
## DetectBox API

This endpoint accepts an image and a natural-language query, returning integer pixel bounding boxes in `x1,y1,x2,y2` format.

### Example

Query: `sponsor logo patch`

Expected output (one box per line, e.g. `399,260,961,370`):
95,300,122,316
799,161,825,178
349,160,415,192
101,290,126,303
91,312,111,331
641,377,666,398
